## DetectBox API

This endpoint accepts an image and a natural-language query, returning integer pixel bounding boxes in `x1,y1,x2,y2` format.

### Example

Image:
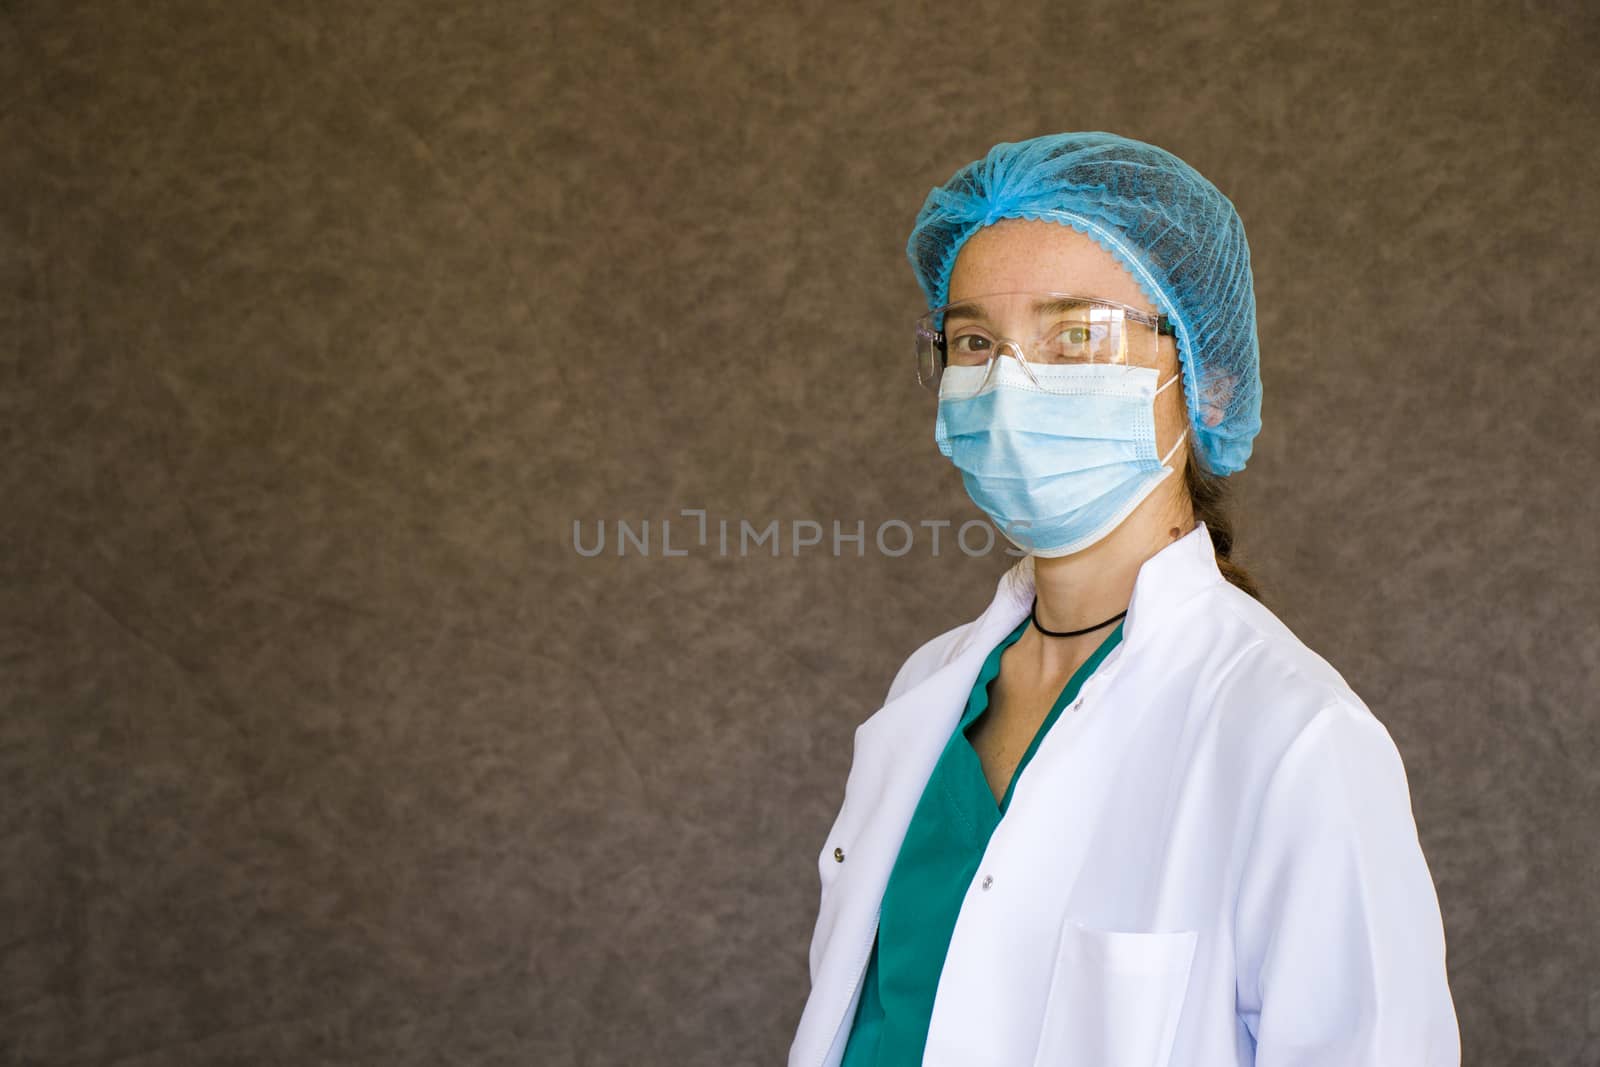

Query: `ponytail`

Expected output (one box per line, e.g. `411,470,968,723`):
1183,440,1264,602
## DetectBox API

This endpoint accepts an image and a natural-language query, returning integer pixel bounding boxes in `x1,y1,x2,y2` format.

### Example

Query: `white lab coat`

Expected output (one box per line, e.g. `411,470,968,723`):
789,523,1459,1067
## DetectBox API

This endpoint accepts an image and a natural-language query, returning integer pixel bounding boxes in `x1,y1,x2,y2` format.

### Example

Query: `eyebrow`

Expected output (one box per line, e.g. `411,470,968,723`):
942,297,1100,322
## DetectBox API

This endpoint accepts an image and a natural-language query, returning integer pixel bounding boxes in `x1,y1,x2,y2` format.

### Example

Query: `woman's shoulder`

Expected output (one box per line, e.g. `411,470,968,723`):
1206,581,1359,704
1195,580,1405,777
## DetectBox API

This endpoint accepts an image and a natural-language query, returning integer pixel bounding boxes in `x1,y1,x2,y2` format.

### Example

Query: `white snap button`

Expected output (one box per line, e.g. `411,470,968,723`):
981,875,993,890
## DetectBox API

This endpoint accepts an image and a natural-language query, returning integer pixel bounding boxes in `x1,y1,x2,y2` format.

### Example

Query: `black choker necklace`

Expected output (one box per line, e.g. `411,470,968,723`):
1029,596,1127,638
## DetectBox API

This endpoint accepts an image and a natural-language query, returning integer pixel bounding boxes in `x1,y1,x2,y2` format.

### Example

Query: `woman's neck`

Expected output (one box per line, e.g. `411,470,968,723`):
1018,495,1195,677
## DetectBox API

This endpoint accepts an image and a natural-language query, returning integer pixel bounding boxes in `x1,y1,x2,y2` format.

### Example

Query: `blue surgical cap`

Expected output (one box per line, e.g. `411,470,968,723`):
906,131,1262,477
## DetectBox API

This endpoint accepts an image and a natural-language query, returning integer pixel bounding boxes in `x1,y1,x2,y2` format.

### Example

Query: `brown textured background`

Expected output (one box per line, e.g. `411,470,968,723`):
4,1,1598,1064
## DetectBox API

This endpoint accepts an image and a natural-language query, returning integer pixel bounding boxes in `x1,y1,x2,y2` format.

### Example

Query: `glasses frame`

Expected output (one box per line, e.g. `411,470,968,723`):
914,290,1177,392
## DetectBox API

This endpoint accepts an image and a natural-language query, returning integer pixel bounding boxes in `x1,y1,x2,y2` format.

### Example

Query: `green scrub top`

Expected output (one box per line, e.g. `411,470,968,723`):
840,612,1125,1067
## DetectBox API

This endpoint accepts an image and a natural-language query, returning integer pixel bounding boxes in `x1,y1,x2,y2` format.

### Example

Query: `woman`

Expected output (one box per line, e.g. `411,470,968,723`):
788,132,1459,1067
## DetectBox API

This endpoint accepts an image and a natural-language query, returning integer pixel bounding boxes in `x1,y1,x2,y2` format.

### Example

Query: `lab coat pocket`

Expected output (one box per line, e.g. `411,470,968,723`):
1030,920,1198,1067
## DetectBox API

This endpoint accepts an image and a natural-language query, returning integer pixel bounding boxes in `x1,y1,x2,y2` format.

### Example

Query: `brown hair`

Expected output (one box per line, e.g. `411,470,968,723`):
1182,439,1264,603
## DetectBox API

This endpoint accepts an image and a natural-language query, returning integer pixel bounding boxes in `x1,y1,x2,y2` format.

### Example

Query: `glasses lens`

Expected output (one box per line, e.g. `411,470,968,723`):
1036,305,1128,364
914,317,945,390
913,293,1163,392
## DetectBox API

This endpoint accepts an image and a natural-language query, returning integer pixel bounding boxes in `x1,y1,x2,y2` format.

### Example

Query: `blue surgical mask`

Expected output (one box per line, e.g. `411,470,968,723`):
934,358,1188,557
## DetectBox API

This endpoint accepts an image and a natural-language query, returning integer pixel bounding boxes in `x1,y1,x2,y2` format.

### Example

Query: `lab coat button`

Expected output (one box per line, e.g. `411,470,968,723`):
981,875,993,890
833,847,845,862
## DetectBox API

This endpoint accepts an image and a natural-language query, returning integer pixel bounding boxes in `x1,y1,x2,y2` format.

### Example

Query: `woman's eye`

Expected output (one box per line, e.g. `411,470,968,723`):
1047,323,1105,359
949,335,993,359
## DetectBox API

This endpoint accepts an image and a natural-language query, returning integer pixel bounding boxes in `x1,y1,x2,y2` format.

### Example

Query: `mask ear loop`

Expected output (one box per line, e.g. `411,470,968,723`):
1154,369,1187,468
1160,426,1188,468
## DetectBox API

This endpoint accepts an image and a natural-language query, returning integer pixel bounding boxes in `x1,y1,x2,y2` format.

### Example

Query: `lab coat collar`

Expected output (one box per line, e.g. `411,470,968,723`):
949,520,1225,662
856,521,1225,750
1035,519,1225,656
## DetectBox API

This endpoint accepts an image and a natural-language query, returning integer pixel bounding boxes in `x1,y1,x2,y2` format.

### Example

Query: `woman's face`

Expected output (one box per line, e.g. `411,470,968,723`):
946,218,1193,472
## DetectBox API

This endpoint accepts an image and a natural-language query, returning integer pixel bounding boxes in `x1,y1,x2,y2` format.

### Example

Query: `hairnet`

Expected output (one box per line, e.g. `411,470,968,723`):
906,131,1262,476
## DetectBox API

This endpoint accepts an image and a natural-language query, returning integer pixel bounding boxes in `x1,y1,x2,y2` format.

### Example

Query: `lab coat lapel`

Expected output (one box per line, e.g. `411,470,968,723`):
793,561,1033,1066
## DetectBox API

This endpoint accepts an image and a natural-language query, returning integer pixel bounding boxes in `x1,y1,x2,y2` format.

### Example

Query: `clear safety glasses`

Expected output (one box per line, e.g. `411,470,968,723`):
914,290,1176,392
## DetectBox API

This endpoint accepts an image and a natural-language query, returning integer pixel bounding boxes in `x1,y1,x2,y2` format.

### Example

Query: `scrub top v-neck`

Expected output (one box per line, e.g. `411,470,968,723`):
839,611,1125,1067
